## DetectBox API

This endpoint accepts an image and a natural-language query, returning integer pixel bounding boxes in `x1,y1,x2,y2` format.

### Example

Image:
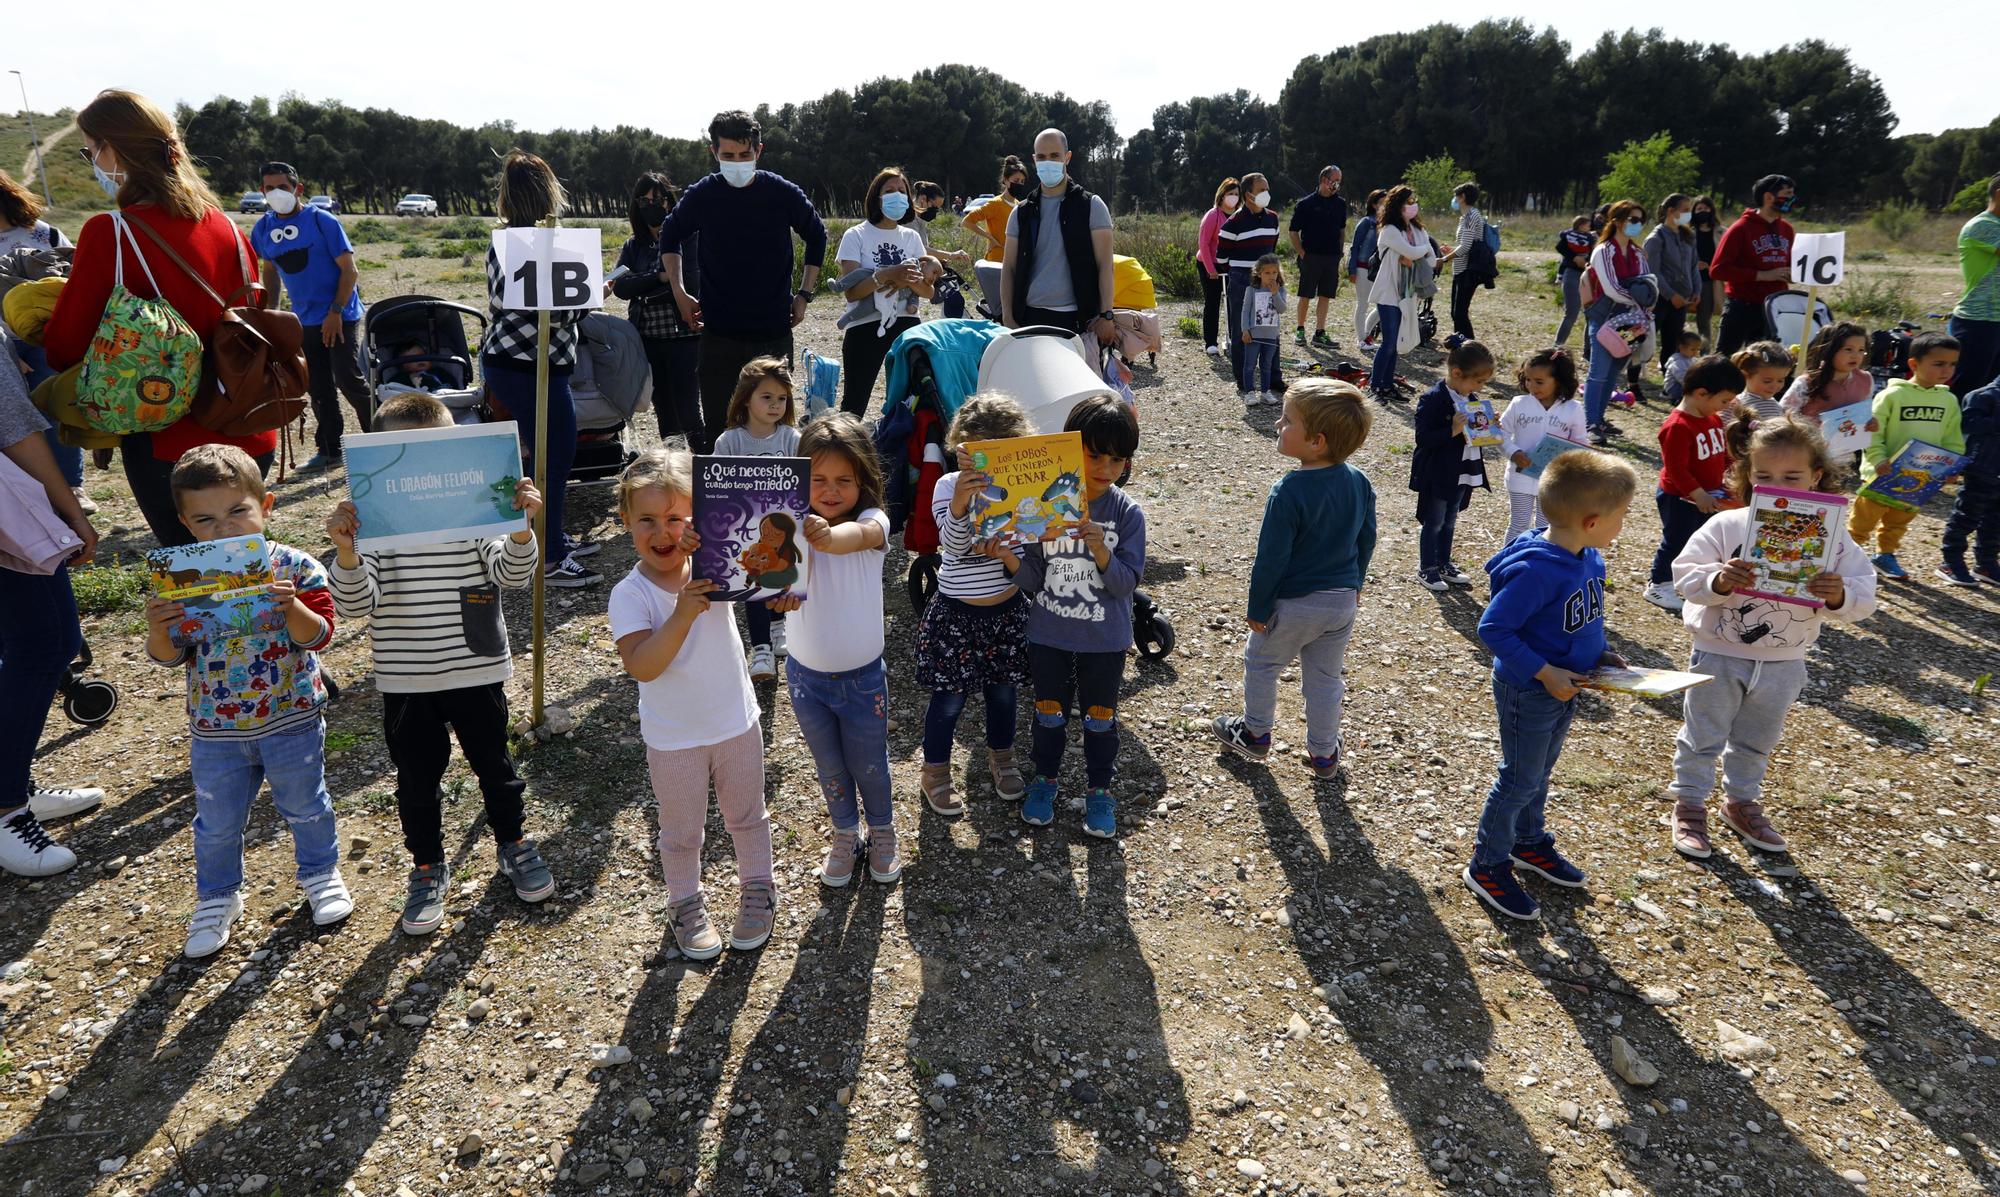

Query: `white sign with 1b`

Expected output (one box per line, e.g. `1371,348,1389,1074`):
493,227,604,310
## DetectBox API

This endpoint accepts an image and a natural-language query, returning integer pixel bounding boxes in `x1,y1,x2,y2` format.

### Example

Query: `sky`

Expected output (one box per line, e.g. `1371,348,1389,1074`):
27,1,1991,145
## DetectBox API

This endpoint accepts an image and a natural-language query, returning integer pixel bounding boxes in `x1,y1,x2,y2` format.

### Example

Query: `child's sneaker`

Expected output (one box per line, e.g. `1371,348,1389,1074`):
1510,837,1586,887
919,761,963,816
1643,581,1684,611
1462,861,1539,921
1937,558,1980,586
0,808,76,877
867,824,903,883
1241,391,1259,409
748,644,777,681
669,893,723,960
1082,789,1116,839
1440,563,1472,587
1211,715,1271,761
730,881,777,950
818,825,862,888
986,747,1026,801
1020,777,1057,826
770,618,788,658
1307,744,1342,780
1417,570,1448,592
543,555,602,589
27,784,103,821
1721,798,1787,853
1669,801,1712,859
1871,552,1906,579
498,839,555,903
184,893,244,958
401,863,448,935
302,868,354,925
1975,561,2000,585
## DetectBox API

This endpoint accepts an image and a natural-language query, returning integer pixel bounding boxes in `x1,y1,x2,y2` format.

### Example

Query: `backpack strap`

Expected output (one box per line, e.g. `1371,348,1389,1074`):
124,213,235,316
107,210,170,300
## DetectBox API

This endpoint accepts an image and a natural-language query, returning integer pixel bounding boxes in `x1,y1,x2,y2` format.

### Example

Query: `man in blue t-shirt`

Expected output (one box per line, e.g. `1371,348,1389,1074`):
250,161,369,468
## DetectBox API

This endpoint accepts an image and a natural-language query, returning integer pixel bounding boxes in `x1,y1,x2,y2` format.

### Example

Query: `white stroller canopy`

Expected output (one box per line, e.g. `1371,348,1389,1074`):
975,326,1115,434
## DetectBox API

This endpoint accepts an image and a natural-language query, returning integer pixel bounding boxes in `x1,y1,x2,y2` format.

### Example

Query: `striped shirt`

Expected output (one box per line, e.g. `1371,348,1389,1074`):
1218,209,1280,271
933,472,1017,600
480,246,585,366
329,536,540,693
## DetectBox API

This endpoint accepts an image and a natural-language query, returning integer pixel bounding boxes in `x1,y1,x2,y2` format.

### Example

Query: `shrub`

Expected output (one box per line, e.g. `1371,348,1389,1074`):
1868,200,1923,243
434,215,491,240
1176,314,1201,339
71,563,149,615
1951,180,1991,215
1146,244,1203,301
1597,132,1701,207
399,241,430,259
348,218,400,244
1837,271,1919,324
1402,155,1472,213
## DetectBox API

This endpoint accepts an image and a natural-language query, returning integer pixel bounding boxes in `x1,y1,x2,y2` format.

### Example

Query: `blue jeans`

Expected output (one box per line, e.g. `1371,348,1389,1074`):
1474,672,1577,867
1239,339,1278,392
1949,315,2000,398
1225,267,1250,379
922,685,1018,764
1243,589,1357,758
744,601,783,648
483,356,577,559
0,566,83,810
1582,300,1626,426
9,341,77,487
190,718,340,899
786,657,893,831
1370,303,1403,391
1415,486,1466,575
1652,490,1713,584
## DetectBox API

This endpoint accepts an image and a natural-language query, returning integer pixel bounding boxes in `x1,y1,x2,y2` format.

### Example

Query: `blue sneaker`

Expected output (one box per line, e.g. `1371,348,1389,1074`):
1082,789,1116,839
1872,552,1907,579
1463,861,1540,921
1510,837,1586,888
1021,777,1056,826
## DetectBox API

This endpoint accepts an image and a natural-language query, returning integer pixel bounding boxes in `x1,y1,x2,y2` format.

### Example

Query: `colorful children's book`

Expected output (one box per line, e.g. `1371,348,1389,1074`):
145,534,281,648
1814,399,1873,458
1741,485,1849,608
1459,395,1502,448
963,431,1087,548
1581,666,1713,697
344,422,529,551
1522,434,1592,479
692,455,811,603
1858,439,1967,512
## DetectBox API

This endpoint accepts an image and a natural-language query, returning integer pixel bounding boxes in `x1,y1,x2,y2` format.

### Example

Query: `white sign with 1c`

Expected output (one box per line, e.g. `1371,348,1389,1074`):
1791,231,1845,287
493,227,605,310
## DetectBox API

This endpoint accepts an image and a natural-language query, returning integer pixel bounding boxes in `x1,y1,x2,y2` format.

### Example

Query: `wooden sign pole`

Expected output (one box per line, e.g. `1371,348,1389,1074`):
529,216,555,730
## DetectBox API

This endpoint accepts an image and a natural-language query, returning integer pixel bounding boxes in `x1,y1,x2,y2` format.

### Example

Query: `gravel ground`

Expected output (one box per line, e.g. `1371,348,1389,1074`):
2,238,1998,1197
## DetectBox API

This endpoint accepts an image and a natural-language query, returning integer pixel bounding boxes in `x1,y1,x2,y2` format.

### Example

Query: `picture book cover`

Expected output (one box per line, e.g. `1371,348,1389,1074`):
145,534,282,648
1581,666,1713,697
1522,434,1593,479
1815,399,1873,458
1740,485,1849,608
1460,395,1502,448
344,422,529,551
692,455,811,603
1858,439,1967,512
962,432,1087,548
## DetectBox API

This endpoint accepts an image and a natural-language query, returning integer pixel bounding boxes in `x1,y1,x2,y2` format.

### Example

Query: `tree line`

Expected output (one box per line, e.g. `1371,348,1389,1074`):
173,26,1995,220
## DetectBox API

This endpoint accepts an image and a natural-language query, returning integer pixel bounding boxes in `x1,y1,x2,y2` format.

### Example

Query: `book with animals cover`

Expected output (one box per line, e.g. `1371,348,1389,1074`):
1740,485,1849,608
692,455,811,603
145,534,281,649
962,431,1087,548
1459,395,1502,448
1857,439,1966,512
1814,399,1873,458
1580,666,1713,697
1522,434,1592,479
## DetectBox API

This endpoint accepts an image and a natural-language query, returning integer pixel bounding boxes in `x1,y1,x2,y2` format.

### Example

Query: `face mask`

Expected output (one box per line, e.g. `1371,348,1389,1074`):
1777,196,1795,213
1676,211,1692,226
1007,181,1032,201
637,202,665,227
264,188,299,216
718,158,758,188
1221,194,1239,211
1450,197,1461,212
1402,203,1419,221
880,192,911,221
90,151,124,201
1623,220,1645,237
1253,190,1271,209
1035,160,1066,188
918,206,938,222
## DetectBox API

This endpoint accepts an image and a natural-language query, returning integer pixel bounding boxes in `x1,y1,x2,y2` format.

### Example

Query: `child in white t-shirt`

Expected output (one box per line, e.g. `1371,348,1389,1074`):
1497,347,1589,542
608,450,773,962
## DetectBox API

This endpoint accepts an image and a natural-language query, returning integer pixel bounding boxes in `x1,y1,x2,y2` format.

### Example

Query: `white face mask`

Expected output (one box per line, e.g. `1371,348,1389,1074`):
718,158,758,188
264,188,299,216
1253,190,1272,209
1221,194,1239,210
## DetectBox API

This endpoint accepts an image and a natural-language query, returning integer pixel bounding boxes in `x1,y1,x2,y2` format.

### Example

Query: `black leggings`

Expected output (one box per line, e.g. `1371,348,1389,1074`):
1449,272,1477,339
644,336,704,450
122,433,274,548
1653,301,1687,373
1199,261,1224,348
841,316,919,416
1028,643,1125,790
385,683,525,866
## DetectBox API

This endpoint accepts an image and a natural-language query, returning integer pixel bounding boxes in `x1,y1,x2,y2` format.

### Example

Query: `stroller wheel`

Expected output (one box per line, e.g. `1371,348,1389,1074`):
906,554,939,617
1135,613,1175,661
63,680,120,726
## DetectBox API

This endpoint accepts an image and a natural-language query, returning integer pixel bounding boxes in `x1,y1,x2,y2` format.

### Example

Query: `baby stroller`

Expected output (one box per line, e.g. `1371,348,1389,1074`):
875,320,1175,659
55,644,118,727
1763,290,1833,354
566,312,651,481
1870,321,1922,391
361,294,488,426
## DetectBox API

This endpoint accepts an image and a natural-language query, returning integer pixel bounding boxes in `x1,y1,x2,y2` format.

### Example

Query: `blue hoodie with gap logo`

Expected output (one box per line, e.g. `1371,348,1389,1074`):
1479,529,1606,690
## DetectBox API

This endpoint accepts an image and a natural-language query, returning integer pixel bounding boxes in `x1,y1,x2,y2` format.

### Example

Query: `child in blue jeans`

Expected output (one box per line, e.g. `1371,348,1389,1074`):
1213,379,1376,778
1464,448,1638,921
142,445,351,958
1239,254,1287,406
1410,340,1495,590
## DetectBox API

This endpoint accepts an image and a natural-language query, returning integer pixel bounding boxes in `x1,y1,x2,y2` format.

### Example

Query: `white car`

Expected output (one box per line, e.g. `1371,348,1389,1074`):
395,194,439,217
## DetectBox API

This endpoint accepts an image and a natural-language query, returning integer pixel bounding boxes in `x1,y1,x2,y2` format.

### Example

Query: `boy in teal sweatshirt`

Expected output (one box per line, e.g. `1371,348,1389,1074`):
1852,332,1964,578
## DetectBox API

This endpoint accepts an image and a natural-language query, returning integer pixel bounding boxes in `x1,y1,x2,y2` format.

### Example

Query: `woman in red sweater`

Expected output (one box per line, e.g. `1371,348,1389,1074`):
43,89,274,547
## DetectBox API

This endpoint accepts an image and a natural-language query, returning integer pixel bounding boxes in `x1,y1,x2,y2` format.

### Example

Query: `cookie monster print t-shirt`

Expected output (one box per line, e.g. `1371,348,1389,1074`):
250,206,363,325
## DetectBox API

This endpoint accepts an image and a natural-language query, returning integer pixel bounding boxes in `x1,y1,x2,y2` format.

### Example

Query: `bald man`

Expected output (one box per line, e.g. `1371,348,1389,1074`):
999,128,1116,344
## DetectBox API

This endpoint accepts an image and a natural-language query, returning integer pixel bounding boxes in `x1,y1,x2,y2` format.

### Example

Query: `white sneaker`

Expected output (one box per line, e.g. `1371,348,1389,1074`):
72,487,99,516
1241,392,1260,408
1643,581,1684,612
749,644,777,681
770,619,787,659
184,893,244,958
29,785,105,821
302,869,354,925
1263,391,1283,406
1205,344,1221,357
0,809,77,877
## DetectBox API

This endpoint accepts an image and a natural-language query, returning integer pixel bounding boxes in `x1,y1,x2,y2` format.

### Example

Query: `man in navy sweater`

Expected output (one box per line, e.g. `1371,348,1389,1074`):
658,111,827,446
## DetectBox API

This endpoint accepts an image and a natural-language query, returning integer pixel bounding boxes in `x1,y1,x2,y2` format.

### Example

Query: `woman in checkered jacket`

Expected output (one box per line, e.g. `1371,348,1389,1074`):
614,173,706,452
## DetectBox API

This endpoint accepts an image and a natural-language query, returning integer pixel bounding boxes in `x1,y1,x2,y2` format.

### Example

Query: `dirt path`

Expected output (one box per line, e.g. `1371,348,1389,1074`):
17,117,76,188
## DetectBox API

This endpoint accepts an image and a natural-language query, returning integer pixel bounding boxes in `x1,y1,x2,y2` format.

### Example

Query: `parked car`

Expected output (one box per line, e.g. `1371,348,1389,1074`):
395,194,439,217
308,195,340,214
239,191,267,214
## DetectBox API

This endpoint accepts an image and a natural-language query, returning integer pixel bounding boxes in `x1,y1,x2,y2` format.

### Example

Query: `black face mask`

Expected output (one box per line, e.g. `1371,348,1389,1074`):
1692,212,1713,227
637,202,665,227
918,207,939,222
1007,181,1032,201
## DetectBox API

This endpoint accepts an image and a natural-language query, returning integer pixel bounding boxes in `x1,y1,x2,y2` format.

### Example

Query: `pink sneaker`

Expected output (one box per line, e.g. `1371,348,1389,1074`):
1670,800,1712,859
1722,798,1787,853
818,825,863,888
867,823,902,884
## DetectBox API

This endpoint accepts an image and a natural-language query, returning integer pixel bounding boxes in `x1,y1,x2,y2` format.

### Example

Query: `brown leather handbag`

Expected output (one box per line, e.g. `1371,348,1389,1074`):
127,216,311,436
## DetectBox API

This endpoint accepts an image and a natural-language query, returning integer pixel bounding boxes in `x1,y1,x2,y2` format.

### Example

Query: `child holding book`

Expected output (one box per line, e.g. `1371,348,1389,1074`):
1213,380,1375,779
1662,329,1702,404
142,445,351,958
1003,396,1148,836
325,391,553,937
713,356,801,682
1729,341,1793,423
1465,450,1639,921
1780,322,1874,422
1240,254,1287,407
1410,339,1493,591
1498,347,1587,543
609,449,773,960
916,394,1034,816
765,413,901,886
1644,355,1745,612
1666,412,1877,856
1853,332,1964,579
1940,379,2000,586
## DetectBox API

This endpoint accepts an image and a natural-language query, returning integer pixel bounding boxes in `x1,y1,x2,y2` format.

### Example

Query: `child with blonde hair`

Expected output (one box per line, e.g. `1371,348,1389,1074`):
1729,341,1793,423
713,356,801,680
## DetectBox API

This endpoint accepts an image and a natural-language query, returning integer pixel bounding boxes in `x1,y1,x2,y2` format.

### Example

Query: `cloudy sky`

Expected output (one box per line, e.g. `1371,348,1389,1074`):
30,1,1990,143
